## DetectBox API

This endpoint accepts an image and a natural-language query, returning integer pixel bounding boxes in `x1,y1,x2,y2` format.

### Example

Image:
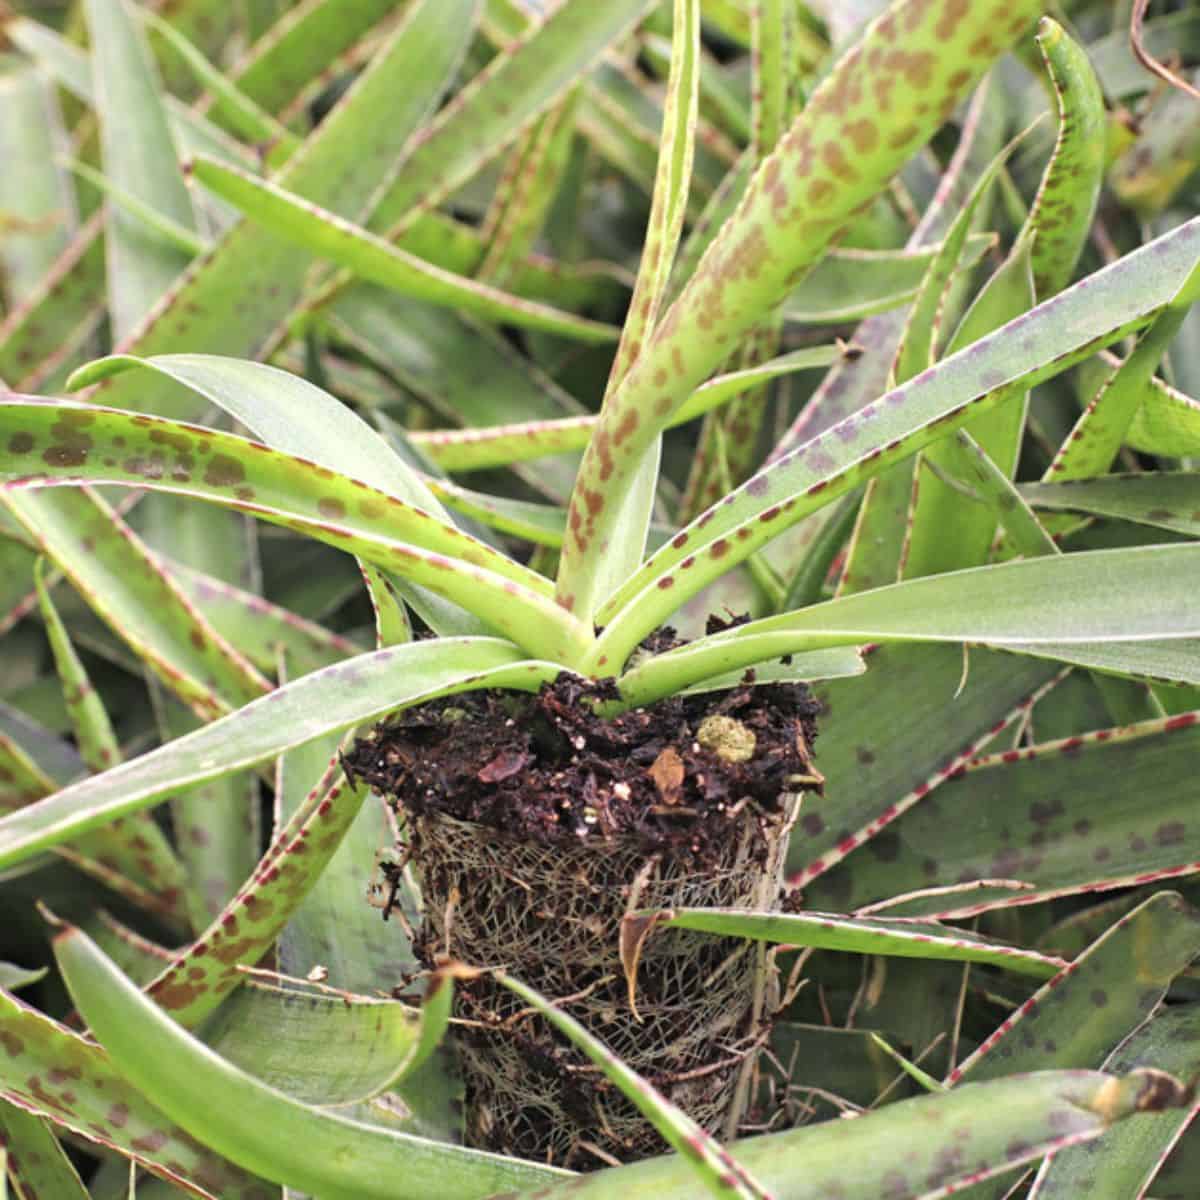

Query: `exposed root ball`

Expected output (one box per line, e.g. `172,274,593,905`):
346,673,821,1166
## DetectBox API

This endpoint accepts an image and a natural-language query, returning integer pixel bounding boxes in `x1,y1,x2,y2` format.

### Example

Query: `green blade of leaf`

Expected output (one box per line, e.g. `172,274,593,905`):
1019,473,1200,537
0,399,593,662
615,545,1200,701
407,344,841,472
0,986,272,1198
225,0,397,117
902,229,1037,579
83,0,479,420
51,920,568,1199
172,560,363,676
803,709,1200,917
3,488,269,720
367,0,655,235
952,889,1200,1075
1029,1005,1200,1198
82,0,196,341
513,1069,1188,1200
0,638,556,872
556,0,1044,621
1077,352,1200,459
655,909,1065,979
139,7,298,164
589,0,700,605
144,755,366,1027
1045,300,1196,483
0,214,105,393
0,65,74,306
593,216,1200,664
0,1101,89,1199
200,978,423,1106
74,353,451,519
498,972,770,1200
188,156,619,344
1026,18,1107,298
782,237,995,326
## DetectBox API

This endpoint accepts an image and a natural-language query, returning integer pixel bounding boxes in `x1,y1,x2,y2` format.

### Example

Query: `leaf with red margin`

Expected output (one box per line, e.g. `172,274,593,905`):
0,985,272,1198
804,710,1200,918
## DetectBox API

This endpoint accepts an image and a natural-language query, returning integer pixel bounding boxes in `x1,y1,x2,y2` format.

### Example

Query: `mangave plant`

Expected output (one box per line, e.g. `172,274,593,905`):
0,0,1199,1194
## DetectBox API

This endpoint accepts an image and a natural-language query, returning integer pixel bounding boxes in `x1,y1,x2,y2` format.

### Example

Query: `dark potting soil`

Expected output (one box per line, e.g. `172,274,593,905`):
343,641,821,864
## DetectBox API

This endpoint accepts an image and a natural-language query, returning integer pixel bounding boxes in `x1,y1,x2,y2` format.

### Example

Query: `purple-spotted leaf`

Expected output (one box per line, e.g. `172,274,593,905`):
82,0,197,340
0,1100,89,1198
1076,352,1200,459
3,487,268,721
0,983,272,1198
407,344,840,473
593,216,1200,663
70,354,452,519
0,638,556,872
142,758,366,1027
557,0,1045,621
1026,19,1107,299
803,709,1200,917
654,909,1065,979
782,237,995,326
80,0,479,422
509,1069,1191,1200
590,0,700,604
0,64,74,308
366,0,655,235
32,557,121,775
1044,281,1198,483
1029,1004,1200,1198
498,972,771,1200
29,558,188,909
1019,473,1200,538
940,892,1200,1199
52,920,568,1199
199,978,424,1106
0,399,592,662
0,214,106,393
786,645,1062,887
171,562,364,677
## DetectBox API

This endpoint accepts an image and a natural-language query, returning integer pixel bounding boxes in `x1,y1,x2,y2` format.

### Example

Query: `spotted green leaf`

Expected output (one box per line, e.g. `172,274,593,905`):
592,216,1200,667
0,982,272,1198
557,0,1045,621
508,1069,1189,1200
188,157,620,344
806,711,1200,916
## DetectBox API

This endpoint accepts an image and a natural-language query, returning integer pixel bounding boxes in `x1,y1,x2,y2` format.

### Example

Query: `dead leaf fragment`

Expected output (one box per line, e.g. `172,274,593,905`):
647,746,685,804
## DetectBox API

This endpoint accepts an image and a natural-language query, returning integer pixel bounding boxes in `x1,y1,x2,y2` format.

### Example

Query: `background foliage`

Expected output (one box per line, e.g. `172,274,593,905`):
1,0,1200,1197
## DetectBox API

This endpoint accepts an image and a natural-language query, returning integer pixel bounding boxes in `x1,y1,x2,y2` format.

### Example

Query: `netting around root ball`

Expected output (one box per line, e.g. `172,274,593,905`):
408,797,799,1166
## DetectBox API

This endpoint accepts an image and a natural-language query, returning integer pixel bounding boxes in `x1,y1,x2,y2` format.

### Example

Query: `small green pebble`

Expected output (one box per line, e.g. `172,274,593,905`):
696,714,756,763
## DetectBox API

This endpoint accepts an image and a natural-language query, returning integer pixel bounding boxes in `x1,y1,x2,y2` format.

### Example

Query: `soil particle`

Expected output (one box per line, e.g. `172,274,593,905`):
344,659,820,866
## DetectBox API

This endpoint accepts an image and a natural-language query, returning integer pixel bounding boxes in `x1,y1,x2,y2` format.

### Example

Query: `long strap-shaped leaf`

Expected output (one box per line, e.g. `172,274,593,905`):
0,398,593,662
614,544,1200,706
188,156,620,345
51,920,568,1200
499,972,771,1200
590,0,700,604
555,0,1046,621
514,1069,1189,1200
408,344,841,472
591,216,1200,670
